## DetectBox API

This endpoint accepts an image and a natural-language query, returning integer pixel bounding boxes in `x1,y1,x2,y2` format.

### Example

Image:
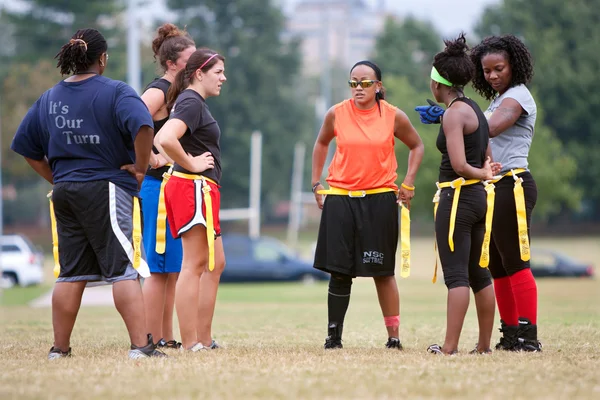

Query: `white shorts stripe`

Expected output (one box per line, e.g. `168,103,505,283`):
108,182,150,278
178,179,207,236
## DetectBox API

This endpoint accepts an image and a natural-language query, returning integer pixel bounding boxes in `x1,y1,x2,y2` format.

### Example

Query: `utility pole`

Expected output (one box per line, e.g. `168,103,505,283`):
127,0,141,94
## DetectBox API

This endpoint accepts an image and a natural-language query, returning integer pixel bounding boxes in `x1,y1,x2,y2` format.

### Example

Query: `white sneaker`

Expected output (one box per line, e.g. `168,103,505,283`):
188,342,207,352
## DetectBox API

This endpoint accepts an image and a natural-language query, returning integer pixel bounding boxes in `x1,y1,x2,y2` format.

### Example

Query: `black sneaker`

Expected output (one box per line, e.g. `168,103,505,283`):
48,346,71,360
495,319,519,351
517,318,542,352
427,344,443,354
208,340,221,349
129,334,168,359
385,337,403,350
324,323,343,349
157,338,182,349
427,344,457,355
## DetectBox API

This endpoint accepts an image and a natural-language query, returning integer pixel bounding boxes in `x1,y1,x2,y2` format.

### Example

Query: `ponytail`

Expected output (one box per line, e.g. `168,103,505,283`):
166,69,189,112
55,29,107,75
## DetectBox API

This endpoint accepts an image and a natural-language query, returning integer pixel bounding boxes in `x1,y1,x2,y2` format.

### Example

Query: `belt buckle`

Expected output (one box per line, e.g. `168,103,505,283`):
349,190,366,198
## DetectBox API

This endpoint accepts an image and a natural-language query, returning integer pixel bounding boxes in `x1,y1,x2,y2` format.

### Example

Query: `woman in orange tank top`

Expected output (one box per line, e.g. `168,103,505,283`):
311,60,424,350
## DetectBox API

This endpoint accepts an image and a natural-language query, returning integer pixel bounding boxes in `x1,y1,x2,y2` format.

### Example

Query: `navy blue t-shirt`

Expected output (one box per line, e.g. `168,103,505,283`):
11,75,153,196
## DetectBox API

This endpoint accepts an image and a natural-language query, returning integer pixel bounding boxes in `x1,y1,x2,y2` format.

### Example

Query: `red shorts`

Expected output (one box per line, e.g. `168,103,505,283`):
164,176,221,239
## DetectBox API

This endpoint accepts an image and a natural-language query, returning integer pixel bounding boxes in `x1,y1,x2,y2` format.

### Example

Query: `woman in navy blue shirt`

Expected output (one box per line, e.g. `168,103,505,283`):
11,28,164,360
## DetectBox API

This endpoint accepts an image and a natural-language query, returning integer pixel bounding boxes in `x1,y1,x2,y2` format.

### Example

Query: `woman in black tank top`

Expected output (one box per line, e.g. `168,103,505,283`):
417,34,501,355
139,23,195,350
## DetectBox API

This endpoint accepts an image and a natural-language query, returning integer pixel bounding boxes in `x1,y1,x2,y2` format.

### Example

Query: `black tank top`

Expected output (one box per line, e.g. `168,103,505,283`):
144,78,171,179
436,97,489,182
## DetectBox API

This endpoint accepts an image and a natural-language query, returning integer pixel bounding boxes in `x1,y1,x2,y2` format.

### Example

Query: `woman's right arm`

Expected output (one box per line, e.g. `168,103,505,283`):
487,98,523,138
311,107,336,208
156,119,214,173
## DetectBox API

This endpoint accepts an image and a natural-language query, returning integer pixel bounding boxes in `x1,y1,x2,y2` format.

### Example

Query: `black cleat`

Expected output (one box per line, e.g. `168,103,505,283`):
385,337,403,350
427,344,457,355
324,323,343,349
495,319,519,351
157,338,182,349
129,334,168,359
517,318,542,352
469,344,492,355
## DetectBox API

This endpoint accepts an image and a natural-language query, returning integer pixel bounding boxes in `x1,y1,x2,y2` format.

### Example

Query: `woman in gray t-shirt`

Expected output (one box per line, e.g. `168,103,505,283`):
471,35,542,353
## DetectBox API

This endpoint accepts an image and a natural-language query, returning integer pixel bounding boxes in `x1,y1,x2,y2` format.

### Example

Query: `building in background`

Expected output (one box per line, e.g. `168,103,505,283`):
286,0,392,75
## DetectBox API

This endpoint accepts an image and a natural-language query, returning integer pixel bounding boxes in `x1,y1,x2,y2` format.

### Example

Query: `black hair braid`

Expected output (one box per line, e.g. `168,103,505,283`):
470,34,534,100
55,29,108,75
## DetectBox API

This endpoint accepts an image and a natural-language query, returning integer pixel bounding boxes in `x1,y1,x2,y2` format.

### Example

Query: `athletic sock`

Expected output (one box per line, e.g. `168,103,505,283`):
510,269,538,324
493,276,519,326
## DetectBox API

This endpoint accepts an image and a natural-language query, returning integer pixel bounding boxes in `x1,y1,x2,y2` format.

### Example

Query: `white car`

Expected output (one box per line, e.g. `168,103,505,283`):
1,234,44,288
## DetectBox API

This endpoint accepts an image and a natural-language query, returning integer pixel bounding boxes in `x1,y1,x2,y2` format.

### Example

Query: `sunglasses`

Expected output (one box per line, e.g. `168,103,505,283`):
348,80,379,88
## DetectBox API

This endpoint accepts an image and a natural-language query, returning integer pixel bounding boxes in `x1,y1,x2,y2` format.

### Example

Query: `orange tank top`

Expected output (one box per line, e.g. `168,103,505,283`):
326,99,398,190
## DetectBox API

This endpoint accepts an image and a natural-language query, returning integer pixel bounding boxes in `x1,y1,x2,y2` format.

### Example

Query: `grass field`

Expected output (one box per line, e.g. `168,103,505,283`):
1,237,599,399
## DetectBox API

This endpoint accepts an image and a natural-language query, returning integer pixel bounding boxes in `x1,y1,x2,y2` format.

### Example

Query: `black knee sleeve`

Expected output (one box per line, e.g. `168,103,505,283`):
329,273,352,295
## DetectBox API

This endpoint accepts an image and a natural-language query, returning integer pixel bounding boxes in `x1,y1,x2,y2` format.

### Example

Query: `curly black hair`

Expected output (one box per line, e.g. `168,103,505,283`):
470,34,534,100
432,32,474,88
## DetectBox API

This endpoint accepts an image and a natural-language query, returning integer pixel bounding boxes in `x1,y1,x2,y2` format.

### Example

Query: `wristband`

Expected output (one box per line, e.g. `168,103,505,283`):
401,183,415,191
312,182,322,193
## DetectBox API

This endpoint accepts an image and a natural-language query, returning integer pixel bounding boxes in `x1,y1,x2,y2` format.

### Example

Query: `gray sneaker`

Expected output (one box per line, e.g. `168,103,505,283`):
48,346,71,360
128,334,167,359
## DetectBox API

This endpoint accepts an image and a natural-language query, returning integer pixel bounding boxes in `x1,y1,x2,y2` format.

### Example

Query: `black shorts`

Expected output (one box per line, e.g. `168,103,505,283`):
435,184,492,292
52,180,148,283
489,171,537,278
314,192,398,277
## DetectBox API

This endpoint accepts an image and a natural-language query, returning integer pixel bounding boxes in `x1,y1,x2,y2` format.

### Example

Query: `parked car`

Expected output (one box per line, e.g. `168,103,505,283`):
530,248,594,278
1,234,45,288
221,234,329,283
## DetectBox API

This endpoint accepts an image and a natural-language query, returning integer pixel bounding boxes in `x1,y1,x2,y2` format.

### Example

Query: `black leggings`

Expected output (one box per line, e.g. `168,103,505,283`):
488,171,537,279
435,184,492,293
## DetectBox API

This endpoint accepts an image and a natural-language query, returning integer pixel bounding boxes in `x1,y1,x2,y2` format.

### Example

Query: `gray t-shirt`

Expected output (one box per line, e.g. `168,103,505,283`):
484,84,537,173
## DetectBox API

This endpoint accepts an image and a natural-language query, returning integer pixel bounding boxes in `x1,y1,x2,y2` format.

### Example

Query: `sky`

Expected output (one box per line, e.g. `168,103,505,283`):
281,0,501,35
1,0,501,36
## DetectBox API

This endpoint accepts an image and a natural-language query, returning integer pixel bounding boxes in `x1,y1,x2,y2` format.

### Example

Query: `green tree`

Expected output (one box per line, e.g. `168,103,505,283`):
373,16,442,92
166,0,313,216
475,0,600,217
0,0,133,85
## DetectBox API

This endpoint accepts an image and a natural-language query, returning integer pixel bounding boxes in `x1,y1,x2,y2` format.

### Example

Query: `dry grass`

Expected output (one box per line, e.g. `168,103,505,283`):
1,237,599,399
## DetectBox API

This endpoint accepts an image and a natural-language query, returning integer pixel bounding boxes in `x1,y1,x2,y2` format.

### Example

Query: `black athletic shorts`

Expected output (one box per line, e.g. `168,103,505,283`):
52,180,148,283
435,184,492,292
314,192,398,277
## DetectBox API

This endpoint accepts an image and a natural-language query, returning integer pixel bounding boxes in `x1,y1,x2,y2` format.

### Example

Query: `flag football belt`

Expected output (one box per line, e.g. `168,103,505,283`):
47,190,144,279
317,186,411,278
154,164,173,255
167,171,218,272
432,178,495,283
489,168,530,262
